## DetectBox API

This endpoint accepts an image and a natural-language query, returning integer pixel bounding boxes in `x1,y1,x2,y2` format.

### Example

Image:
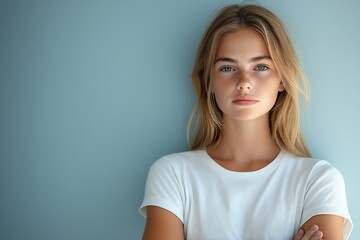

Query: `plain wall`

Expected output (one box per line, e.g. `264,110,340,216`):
0,0,359,239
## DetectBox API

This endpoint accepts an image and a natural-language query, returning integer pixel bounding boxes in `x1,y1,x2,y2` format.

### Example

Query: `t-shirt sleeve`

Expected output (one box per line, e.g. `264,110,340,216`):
301,161,352,239
139,156,184,223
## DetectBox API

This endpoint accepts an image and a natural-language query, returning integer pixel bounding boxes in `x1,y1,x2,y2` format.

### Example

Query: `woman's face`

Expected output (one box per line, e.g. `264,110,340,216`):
212,27,284,123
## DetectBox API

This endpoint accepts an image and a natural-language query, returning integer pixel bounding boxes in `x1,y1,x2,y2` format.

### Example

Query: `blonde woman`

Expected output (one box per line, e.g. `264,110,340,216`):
140,4,352,240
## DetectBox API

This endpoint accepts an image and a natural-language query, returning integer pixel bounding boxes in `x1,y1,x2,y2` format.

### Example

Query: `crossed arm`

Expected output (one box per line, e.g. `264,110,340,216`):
296,214,344,240
142,206,184,240
142,206,344,240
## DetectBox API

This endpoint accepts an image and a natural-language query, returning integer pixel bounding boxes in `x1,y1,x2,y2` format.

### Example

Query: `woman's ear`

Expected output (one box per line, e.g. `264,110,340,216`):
210,81,215,93
278,81,285,92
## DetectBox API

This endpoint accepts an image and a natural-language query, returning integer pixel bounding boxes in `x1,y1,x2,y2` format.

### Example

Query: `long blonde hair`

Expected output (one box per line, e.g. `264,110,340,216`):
187,4,311,157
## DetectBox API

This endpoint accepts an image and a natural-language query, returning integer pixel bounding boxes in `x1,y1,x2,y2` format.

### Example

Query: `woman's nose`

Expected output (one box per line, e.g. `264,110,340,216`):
236,72,253,91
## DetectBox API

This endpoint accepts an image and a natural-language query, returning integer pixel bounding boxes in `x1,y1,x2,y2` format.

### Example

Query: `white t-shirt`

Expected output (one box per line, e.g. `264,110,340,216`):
140,150,352,240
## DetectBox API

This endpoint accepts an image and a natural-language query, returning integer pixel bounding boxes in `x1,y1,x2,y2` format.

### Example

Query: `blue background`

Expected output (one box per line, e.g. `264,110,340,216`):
0,0,359,239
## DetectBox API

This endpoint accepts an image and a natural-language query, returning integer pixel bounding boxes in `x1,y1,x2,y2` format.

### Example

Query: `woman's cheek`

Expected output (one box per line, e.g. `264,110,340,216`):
252,71,273,80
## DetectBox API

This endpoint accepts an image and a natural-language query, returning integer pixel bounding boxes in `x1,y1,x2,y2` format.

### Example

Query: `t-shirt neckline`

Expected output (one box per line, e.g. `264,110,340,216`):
201,149,285,177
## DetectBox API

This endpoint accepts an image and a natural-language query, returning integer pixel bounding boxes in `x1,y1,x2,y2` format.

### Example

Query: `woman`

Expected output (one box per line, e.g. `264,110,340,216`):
140,4,352,239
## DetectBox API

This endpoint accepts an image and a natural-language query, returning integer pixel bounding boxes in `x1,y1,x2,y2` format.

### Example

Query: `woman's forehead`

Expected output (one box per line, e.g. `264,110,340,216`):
216,28,270,60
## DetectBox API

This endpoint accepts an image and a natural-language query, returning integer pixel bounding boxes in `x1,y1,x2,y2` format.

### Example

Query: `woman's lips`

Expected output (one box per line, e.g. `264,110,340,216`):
232,97,258,105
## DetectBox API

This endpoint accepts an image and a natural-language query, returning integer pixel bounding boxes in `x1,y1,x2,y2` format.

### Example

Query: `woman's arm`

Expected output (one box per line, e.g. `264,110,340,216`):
142,206,184,240
300,214,344,240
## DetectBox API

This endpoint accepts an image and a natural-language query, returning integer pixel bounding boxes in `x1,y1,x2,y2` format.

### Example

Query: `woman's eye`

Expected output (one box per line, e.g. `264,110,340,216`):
220,66,235,72
255,65,269,71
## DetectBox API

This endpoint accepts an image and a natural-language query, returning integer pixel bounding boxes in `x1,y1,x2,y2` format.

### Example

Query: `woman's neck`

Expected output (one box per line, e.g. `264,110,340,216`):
207,114,280,171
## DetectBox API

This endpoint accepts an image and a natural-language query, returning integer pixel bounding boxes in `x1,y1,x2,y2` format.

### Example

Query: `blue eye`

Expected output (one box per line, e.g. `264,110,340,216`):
255,65,269,71
220,66,235,72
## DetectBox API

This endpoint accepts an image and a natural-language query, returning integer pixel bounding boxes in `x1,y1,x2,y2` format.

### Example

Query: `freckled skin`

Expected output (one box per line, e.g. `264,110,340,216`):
213,27,284,122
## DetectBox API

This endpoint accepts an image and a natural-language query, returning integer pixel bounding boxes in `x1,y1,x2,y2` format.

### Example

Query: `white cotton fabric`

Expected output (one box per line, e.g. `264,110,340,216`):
139,150,352,240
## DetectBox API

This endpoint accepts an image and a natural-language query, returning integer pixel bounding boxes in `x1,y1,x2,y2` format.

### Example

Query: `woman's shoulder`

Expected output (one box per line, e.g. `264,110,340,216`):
150,150,207,170
281,150,343,179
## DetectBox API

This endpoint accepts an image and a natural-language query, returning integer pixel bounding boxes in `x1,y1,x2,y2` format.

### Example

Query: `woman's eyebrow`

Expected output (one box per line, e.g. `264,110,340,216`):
215,57,237,63
215,55,272,64
249,55,272,62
